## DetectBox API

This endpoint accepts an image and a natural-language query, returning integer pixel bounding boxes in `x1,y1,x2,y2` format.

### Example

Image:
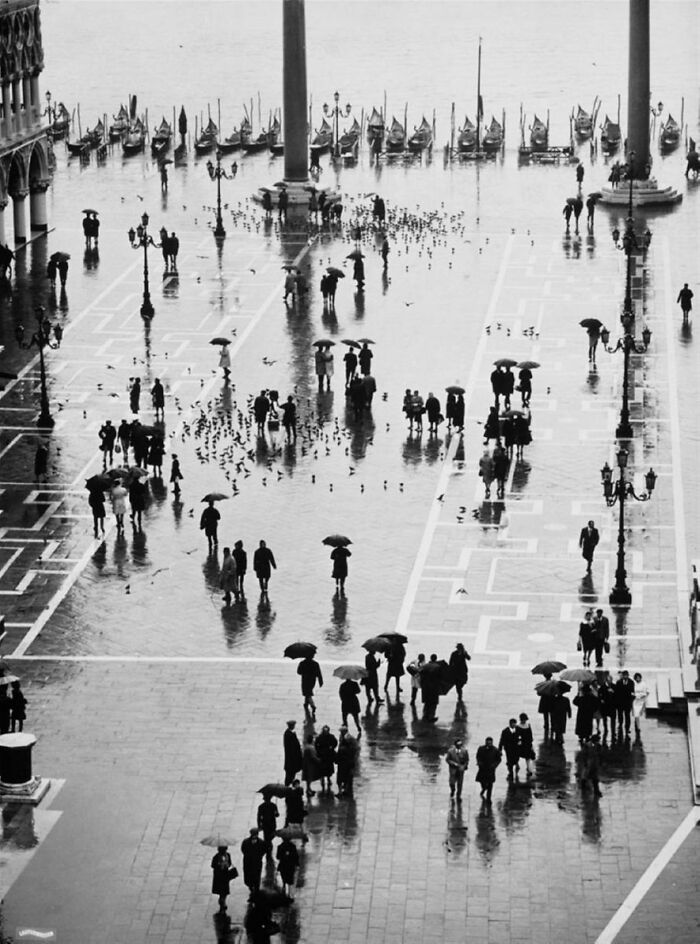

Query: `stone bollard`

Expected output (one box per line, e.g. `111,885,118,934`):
0,732,49,805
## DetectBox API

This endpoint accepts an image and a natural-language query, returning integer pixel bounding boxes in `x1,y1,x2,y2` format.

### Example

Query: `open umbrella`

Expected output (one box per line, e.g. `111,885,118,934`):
276,824,307,841
281,264,296,271
0,675,20,686
107,465,148,480
559,668,596,683
257,783,291,798
346,250,365,261
326,267,345,278
304,185,317,192
501,409,526,419
209,337,231,346
313,339,335,348
356,338,375,344
445,385,465,395
579,318,604,330
341,339,360,348
284,642,317,659
531,660,567,676
85,473,111,490
517,360,540,370
50,251,70,263
377,630,408,643
201,492,229,502
535,679,571,697
421,658,454,695
493,357,517,368
333,664,367,681
362,636,392,653
200,833,236,848
81,208,98,215
160,158,173,165
322,534,352,547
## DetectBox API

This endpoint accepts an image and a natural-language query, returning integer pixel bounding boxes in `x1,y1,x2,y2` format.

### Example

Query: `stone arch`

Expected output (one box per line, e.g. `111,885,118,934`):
7,150,27,196
28,139,48,182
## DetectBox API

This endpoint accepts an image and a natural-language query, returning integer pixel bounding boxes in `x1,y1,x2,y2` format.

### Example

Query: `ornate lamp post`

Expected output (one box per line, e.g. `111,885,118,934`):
206,149,236,241
127,212,158,318
611,152,652,323
600,447,657,606
600,320,651,439
323,91,351,159
15,306,63,428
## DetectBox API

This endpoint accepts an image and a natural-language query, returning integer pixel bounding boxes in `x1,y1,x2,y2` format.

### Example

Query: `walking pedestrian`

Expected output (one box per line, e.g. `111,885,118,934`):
586,323,601,365
129,377,141,415
537,675,555,738
362,651,383,706
490,367,504,408
284,780,307,828
170,453,183,497
99,420,117,467
677,283,693,323
276,837,299,900
46,256,57,287
572,196,583,233
262,189,273,218
420,653,441,722
592,607,610,667
326,272,339,311
425,392,441,433
330,544,351,594
57,256,69,287
448,643,471,701
475,737,502,802
240,828,266,901
297,653,323,718
595,672,616,738
343,347,358,386
253,539,276,594
631,672,648,736
493,442,509,499
110,478,128,533
358,342,373,376
445,392,457,430
352,255,365,291
87,483,106,538
314,725,338,793
478,449,495,499
445,737,469,801
410,390,424,431
131,421,148,468
253,390,270,434
335,726,357,798
200,499,220,551
518,367,532,408
550,691,572,744
147,434,164,478
578,520,599,573
339,677,362,736
284,269,296,305
513,412,532,459
586,194,596,231
210,846,236,914
118,419,131,460
280,395,297,442
151,378,165,420
502,366,515,410
574,684,599,742
128,476,147,531
614,670,635,735
314,347,329,393
407,652,425,706
10,681,27,733
516,712,535,778
563,202,573,233
384,640,406,696
219,546,238,606
232,540,247,600
452,393,465,432
33,441,48,484
283,720,303,786
278,187,288,222
576,163,585,186
578,609,595,667
498,718,520,780
0,687,11,734
483,406,500,444
256,796,279,854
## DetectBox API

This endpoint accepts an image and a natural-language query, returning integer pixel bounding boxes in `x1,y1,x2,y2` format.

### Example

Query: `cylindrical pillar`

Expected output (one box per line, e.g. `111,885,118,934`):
627,0,650,179
11,79,21,134
29,182,48,231
12,191,27,243
22,75,31,128
0,733,36,786
0,202,7,245
30,74,40,121
2,83,12,138
282,0,309,184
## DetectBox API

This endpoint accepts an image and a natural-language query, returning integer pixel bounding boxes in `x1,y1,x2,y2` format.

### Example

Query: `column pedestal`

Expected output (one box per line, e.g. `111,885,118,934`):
0,733,49,805
29,182,49,231
12,191,27,243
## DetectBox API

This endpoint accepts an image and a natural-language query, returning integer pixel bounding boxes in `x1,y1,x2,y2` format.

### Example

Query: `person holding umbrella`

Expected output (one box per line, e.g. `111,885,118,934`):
335,726,358,798
256,794,279,855
330,543,351,594
384,638,406,697
200,499,221,551
297,652,323,719
209,845,236,913
339,676,362,736
362,651,383,706
550,689,572,744
276,836,300,900
581,319,603,365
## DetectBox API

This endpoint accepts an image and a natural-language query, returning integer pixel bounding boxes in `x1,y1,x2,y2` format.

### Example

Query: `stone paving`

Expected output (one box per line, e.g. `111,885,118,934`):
0,142,699,942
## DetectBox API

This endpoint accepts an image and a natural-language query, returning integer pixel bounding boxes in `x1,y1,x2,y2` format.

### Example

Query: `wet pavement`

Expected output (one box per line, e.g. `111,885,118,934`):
0,137,699,942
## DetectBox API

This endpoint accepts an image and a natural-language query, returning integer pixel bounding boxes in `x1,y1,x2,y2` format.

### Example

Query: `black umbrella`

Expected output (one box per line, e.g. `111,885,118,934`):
258,783,291,798
322,534,352,548
535,679,571,697
377,631,408,643
531,660,567,675
445,385,465,395
362,636,392,653
284,642,317,659
313,339,335,348
579,318,604,330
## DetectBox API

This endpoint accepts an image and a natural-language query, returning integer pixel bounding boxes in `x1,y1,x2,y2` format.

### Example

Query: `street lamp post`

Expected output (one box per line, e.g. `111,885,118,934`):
206,149,236,241
600,321,652,440
45,90,52,126
610,152,652,324
600,448,657,606
128,212,158,318
323,91,352,159
15,306,63,428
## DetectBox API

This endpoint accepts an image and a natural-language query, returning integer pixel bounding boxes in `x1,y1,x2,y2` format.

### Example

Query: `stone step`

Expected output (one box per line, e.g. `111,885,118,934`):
683,665,700,696
670,669,686,702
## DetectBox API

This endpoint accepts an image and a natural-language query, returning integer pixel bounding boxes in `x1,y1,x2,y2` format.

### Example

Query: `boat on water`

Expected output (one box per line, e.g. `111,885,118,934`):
122,117,146,156
194,117,218,155
219,118,248,154
482,115,504,151
309,117,333,156
408,116,433,153
67,119,104,156
659,114,681,152
385,117,406,153
573,104,593,139
109,104,129,142
339,117,361,157
50,102,71,139
457,117,477,153
600,115,621,152
366,107,385,142
150,117,172,157
529,115,548,151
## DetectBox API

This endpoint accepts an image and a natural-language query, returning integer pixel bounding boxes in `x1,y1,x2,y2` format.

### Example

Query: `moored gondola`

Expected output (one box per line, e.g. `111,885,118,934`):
109,104,129,142
481,115,504,151
529,114,548,151
659,114,681,152
408,116,433,153
50,102,71,139
457,116,477,153
309,117,333,156
122,117,145,155
600,114,621,153
573,104,593,139
194,117,218,155
366,106,384,143
150,116,172,157
385,116,406,153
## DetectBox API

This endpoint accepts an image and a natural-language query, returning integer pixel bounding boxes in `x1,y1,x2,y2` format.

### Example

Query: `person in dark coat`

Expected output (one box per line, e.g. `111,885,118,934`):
148,434,165,477
420,653,441,722
128,477,147,531
484,406,500,444
452,394,465,432
129,377,141,415
343,348,358,386
262,190,273,218
563,202,573,232
513,413,531,459
98,420,117,467
297,655,323,718
0,688,11,734
240,828,266,900
586,195,596,232
448,643,471,701
475,737,502,802
301,733,322,797
314,725,338,793
57,257,69,287
677,283,693,322
200,500,220,551
498,718,520,780
425,392,441,433
130,421,148,468
339,678,362,735
280,396,297,442
253,540,276,594
151,379,165,420
253,391,270,434
492,443,509,499
276,837,300,899
283,720,303,786
46,257,57,287
578,520,599,573
117,419,131,460
87,484,106,539
573,685,599,742
501,367,515,410
256,797,279,854
34,442,48,483
501,415,516,459
596,673,616,738
362,651,383,705
577,734,602,798
550,691,572,744
592,608,610,668
578,609,595,667
330,545,351,594
335,727,357,798
232,540,247,600
518,367,533,407
516,713,535,777
537,674,555,738
10,681,27,733
358,343,372,376
490,367,504,408
445,392,457,429
613,670,635,735
348,377,366,421
170,453,183,497
284,780,306,826
210,846,235,913
384,641,406,696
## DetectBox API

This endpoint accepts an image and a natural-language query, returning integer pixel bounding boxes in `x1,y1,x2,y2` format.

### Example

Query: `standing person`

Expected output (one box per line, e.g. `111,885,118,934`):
0,687,11,734
151,379,165,420
563,202,573,233
330,544,351,594
586,323,601,365
339,677,362,736
445,737,470,801
278,187,288,222
148,434,165,478
425,392,441,433
358,342,373,376
326,272,339,311
167,231,178,268
335,726,358,798
493,442,509,499
537,675,555,738
576,163,585,187
407,652,426,706
219,345,231,382
159,162,168,193
253,390,270,434
210,846,235,914
445,392,457,430
219,546,238,606
410,390,424,432
343,347,358,386
297,653,323,718
518,367,532,407
284,780,306,828
315,348,327,393
403,389,415,430
128,476,147,531
352,255,365,291
501,366,515,410
99,420,117,468
240,828,266,901
34,442,48,484
478,449,495,499
129,377,141,415
57,256,69,287
501,415,516,459
516,713,535,778
276,837,299,900
10,681,27,733
574,684,599,743
550,691,572,744
314,725,338,793
596,672,616,738
110,479,128,534
160,227,169,270
362,651,383,706
262,189,273,218
256,795,279,854
87,483,106,538
586,194,596,231
578,609,596,667
498,717,520,780
320,272,330,308
131,422,148,468
614,670,635,736
232,540,247,600
46,256,57,287
572,196,583,233
631,672,648,736
283,720,303,786
420,653,441,722
592,608,610,668
118,419,131,460
475,737,502,802
280,395,297,442
253,539,276,594
578,520,600,573
490,367,503,408
483,406,500,444
677,283,693,322
452,393,465,433
448,643,471,702
513,413,532,459
170,453,183,497
384,640,406,696
200,499,220,551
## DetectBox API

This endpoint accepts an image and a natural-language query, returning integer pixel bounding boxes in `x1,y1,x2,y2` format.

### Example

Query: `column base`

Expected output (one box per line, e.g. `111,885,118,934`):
598,177,682,207
609,586,632,607
0,775,50,806
253,180,340,209
30,223,48,232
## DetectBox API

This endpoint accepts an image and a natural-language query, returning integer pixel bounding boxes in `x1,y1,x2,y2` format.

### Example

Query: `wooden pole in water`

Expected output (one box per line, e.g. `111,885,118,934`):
476,36,482,152
218,98,221,138
77,103,81,139
383,90,386,123
404,102,407,142
450,102,455,157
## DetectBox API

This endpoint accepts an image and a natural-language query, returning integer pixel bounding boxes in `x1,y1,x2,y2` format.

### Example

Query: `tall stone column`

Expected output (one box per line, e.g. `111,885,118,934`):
11,79,21,135
282,0,309,189
627,0,650,179
29,179,49,231
1,84,11,139
0,200,7,245
12,190,27,243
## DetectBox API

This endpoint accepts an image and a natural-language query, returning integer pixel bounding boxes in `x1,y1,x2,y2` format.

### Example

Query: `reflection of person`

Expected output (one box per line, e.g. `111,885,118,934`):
475,737,501,802
445,737,469,801
210,846,235,913
578,520,599,573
